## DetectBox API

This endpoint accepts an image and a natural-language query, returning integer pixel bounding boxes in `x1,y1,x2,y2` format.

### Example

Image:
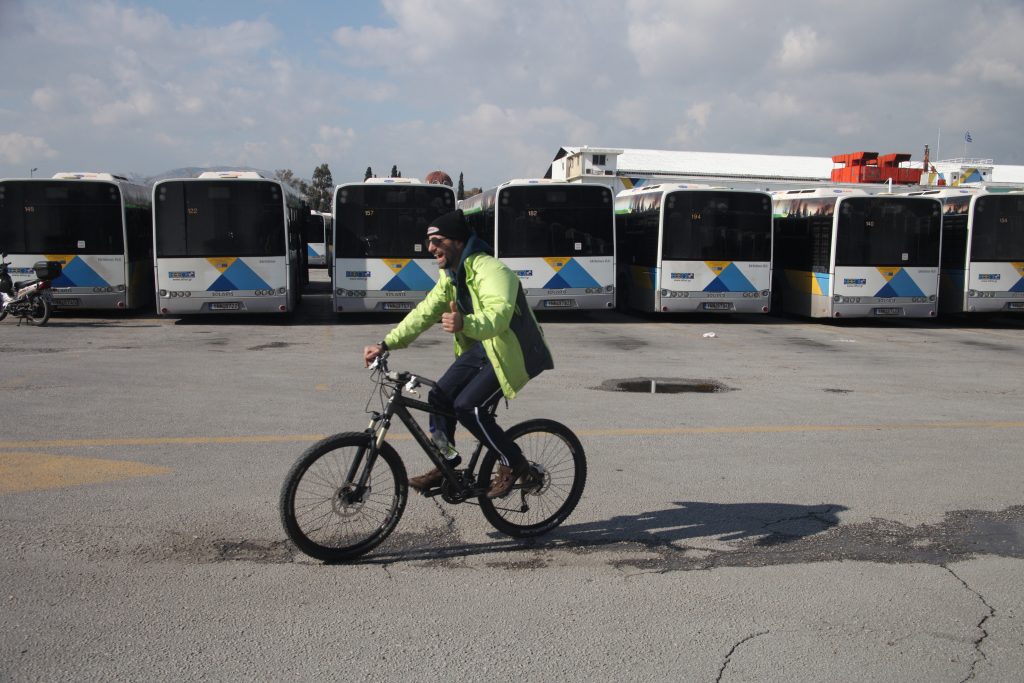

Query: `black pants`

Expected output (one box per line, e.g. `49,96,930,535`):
428,343,525,469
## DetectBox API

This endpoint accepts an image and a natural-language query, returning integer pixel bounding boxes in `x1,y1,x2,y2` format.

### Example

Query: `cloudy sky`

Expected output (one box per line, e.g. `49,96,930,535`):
1,0,1022,187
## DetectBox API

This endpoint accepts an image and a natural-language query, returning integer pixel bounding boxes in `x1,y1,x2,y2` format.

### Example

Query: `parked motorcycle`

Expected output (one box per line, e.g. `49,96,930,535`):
0,252,62,326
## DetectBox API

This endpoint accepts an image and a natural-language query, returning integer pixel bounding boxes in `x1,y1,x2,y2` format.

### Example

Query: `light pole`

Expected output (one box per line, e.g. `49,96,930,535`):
30,167,38,178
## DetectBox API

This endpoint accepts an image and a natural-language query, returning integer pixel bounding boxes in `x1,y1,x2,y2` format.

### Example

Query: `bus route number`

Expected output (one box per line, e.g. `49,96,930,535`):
24,206,35,213
187,207,199,215
528,210,538,217
691,212,701,221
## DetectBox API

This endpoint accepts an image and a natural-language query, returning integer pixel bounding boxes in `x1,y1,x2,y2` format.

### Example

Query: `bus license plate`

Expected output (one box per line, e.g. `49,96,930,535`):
702,302,733,311
1007,302,1024,310
873,307,903,316
543,299,572,308
382,302,413,311
52,297,80,307
209,302,241,311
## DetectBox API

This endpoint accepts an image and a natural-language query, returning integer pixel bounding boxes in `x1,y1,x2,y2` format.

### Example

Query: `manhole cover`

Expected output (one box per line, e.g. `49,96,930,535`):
595,378,732,394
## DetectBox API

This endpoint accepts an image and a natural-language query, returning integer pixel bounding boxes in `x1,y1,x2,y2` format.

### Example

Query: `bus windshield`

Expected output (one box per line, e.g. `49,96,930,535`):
971,195,1024,261
498,185,613,258
335,185,454,258
155,180,285,257
0,180,124,254
835,197,940,267
304,214,327,244
662,191,771,261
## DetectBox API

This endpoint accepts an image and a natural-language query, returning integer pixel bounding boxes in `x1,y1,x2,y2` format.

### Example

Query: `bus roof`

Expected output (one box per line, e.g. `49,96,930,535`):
771,187,868,198
904,188,981,198
196,171,268,179
616,182,718,197
52,172,129,181
363,178,422,185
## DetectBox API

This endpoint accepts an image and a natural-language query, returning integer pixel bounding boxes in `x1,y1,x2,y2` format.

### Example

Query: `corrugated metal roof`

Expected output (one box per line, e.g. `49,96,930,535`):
552,146,1024,184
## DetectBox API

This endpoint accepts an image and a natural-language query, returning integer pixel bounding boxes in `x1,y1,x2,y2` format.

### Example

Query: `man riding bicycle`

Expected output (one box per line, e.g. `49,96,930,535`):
362,209,553,498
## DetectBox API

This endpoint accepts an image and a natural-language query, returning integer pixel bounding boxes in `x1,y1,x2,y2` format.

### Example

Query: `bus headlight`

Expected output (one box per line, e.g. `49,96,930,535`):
929,295,936,302
159,289,168,297
834,295,843,303
277,287,286,295
968,289,978,297
761,290,770,297
605,285,614,292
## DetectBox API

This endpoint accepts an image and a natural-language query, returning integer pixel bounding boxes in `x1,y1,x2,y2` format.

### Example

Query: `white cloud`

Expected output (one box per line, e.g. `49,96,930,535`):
777,25,822,70
0,133,58,164
311,125,356,158
91,90,157,126
31,87,60,112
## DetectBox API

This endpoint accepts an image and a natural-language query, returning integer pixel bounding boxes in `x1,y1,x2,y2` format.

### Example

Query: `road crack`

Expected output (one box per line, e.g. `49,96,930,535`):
716,630,769,682
943,565,994,682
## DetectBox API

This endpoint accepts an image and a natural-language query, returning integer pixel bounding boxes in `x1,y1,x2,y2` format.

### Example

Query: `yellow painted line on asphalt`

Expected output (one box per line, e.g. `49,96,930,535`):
0,452,172,494
315,383,330,392
1,419,1023,451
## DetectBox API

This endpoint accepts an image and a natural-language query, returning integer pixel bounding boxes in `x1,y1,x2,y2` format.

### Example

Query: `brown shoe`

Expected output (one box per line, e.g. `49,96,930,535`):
409,467,443,492
487,463,528,499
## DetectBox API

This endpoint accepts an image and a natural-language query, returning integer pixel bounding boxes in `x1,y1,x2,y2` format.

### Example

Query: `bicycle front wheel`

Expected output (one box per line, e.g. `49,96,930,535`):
280,432,407,562
479,419,586,538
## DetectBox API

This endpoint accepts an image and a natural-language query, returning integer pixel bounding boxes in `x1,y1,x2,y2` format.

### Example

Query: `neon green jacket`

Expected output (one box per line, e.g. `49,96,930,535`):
383,236,553,399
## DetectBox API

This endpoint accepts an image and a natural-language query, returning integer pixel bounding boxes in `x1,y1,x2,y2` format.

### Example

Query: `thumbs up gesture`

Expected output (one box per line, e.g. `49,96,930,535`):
441,300,463,334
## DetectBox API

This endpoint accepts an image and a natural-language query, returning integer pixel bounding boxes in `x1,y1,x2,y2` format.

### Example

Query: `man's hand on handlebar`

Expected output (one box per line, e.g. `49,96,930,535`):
363,343,383,367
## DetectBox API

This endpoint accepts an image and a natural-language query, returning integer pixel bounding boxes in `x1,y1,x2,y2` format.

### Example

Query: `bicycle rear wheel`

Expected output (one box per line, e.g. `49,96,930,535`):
479,419,586,538
280,432,407,562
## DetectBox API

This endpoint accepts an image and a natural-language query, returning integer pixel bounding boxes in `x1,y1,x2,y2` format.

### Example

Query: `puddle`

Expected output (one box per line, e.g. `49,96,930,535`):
595,378,732,394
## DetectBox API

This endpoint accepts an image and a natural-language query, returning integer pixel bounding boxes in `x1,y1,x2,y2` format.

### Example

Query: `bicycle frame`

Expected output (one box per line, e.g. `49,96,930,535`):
348,354,490,503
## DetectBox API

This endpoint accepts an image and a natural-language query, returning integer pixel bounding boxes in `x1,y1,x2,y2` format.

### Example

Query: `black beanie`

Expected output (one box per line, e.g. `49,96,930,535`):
426,209,470,243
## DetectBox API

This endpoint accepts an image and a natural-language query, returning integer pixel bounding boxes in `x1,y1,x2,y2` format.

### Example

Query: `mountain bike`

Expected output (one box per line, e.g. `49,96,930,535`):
279,351,587,562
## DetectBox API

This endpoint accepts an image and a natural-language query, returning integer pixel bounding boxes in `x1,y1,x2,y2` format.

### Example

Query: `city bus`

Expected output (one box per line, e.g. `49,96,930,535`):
906,188,1024,315
332,178,456,313
306,209,332,268
460,179,615,310
771,188,942,318
153,171,307,315
0,172,152,310
613,184,772,313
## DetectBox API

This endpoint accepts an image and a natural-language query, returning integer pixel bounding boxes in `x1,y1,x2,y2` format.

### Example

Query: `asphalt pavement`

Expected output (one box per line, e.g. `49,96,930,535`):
2,277,1023,681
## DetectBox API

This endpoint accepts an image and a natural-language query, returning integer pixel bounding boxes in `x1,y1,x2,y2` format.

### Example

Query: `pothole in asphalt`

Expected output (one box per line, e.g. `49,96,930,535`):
595,377,732,394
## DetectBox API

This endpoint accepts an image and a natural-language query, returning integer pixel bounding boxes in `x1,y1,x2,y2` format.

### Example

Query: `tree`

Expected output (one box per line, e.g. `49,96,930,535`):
275,169,310,198
390,164,400,178
457,172,465,200
309,163,333,212
364,166,373,181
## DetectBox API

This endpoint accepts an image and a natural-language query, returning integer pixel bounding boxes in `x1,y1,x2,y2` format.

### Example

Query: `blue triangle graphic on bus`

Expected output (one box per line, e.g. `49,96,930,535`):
703,278,730,292
543,259,600,289
382,261,435,291
1010,277,1024,293
714,263,756,292
875,269,924,298
208,259,270,291
54,257,108,288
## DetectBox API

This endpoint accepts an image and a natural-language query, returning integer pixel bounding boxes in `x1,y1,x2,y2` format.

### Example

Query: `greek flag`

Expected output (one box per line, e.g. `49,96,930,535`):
965,131,973,143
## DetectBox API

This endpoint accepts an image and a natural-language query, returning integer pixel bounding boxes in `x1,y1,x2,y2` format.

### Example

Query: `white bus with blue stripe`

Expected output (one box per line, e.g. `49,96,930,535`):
305,210,332,267
460,179,615,310
331,178,456,313
0,172,152,311
907,188,1024,315
153,171,306,315
772,188,942,319
614,184,772,313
